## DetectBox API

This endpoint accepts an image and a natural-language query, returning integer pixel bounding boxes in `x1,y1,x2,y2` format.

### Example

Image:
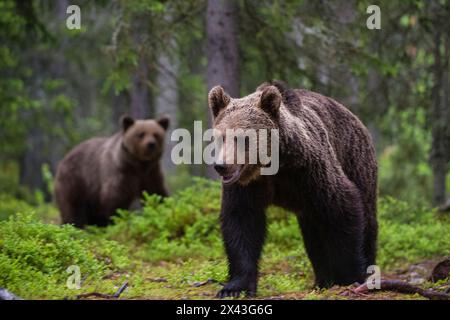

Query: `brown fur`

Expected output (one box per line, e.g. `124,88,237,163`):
209,81,378,297
54,115,170,228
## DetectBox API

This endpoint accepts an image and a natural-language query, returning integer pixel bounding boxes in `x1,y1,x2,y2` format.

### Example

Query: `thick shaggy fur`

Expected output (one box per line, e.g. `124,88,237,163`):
209,81,378,297
55,116,169,228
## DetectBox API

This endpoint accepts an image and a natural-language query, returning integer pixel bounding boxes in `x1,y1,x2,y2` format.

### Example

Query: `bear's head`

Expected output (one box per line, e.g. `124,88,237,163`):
120,115,170,162
208,85,281,185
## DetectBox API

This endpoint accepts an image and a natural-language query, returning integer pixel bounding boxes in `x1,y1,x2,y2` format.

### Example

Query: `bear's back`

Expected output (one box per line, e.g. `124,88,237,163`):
286,88,377,204
56,136,114,190
61,137,109,169
292,89,374,164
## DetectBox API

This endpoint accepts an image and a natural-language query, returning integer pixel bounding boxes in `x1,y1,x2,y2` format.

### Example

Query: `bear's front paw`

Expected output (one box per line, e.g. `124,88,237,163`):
216,280,256,299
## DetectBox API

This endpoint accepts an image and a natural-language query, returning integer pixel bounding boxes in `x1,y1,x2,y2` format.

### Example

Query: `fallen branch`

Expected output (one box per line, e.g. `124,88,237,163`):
148,277,168,283
76,292,117,299
342,280,450,300
76,281,128,300
192,278,221,288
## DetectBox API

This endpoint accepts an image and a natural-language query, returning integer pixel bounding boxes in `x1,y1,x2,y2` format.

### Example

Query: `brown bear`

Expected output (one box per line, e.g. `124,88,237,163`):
208,81,378,298
54,115,170,228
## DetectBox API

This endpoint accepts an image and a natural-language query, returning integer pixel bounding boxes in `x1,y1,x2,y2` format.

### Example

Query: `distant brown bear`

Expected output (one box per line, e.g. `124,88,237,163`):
208,81,378,298
55,115,170,228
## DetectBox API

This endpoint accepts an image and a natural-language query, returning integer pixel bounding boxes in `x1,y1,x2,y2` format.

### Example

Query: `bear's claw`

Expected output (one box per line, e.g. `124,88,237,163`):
217,289,256,298
217,288,242,298
216,282,256,299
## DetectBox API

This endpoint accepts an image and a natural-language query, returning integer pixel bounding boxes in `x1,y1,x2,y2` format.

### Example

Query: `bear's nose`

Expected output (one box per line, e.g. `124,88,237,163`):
147,141,156,151
213,163,227,175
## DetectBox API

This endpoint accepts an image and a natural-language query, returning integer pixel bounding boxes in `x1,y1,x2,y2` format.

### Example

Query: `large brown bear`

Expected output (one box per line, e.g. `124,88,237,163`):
55,115,170,228
208,81,378,298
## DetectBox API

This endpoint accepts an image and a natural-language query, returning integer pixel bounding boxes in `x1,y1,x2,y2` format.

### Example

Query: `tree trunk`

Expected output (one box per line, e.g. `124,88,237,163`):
19,0,70,200
130,19,151,119
130,55,151,119
155,50,179,173
206,0,240,178
112,91,129,126
334,0,359,112
430,30,450,206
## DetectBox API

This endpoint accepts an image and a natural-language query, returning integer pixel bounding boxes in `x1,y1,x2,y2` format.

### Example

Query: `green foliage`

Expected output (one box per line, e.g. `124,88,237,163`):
0,193,59,223
41,163,54,196
0,0,34,159
0,213,129,299
0,194,35,221
0,162,59,222
0,162,24,198
97,178,223,261
377,197,450,268
0,161,59,222
378,108,432,204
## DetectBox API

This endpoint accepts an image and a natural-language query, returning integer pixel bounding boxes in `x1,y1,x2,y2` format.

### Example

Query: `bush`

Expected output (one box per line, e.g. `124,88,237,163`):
378,108,433,205
377,197,450,268
0,193,59,222
0,193,34,221
0,212,129,299
97,177,223,261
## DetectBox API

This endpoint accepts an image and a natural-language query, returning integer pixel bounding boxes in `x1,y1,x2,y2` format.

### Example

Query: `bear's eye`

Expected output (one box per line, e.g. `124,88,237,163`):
137,132,145,139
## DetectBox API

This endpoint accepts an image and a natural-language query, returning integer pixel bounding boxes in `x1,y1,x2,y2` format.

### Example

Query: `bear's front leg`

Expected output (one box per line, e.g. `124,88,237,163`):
217,183,268,298
143,167,170,198
95,182,132,227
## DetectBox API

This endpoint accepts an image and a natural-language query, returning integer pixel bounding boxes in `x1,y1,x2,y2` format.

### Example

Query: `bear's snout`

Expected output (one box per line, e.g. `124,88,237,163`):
147,141,157,151
214,163,227,175
213,163,244,185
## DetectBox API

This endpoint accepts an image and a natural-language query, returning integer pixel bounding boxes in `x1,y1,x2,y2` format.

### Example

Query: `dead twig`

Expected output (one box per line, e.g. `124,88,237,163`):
113,281,129,298
342,280,450,300
148,277,168,283
192,278,221,288
76,292,117,299
76,281,129,300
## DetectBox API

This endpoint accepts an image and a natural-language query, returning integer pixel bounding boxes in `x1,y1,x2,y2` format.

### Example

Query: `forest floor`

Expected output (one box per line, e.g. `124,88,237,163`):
1,179,449,300
77,256,448,300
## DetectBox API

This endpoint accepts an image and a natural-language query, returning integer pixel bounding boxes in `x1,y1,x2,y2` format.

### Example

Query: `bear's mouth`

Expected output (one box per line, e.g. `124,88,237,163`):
221,166,243,185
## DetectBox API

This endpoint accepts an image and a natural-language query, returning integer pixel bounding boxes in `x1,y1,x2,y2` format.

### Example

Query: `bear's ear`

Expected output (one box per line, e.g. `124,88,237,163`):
208,86,230,118
259,86,282,118
120,115,135,132
156,115,170,131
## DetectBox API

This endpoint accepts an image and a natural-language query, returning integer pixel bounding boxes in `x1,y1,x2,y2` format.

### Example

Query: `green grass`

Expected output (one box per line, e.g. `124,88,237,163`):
0,178,449,299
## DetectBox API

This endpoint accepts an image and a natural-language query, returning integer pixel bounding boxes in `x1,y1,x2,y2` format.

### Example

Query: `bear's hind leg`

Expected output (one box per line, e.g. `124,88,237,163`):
296,215,332,287
59,199,88,228
364,202,378,267
299,212,366,287
298,183,368,287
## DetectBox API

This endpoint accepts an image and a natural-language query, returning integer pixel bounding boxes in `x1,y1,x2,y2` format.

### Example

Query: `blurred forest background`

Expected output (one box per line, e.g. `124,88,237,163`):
1,0,450,210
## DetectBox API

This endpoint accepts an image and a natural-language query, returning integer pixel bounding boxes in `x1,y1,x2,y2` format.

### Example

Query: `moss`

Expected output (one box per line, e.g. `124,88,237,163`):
0,212,129,299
